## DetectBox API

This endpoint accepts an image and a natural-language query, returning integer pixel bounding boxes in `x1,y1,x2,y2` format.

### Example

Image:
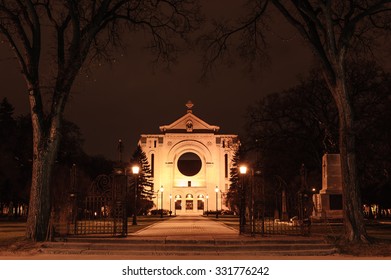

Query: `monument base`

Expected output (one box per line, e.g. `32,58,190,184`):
312,192,343,221
311,154,343,221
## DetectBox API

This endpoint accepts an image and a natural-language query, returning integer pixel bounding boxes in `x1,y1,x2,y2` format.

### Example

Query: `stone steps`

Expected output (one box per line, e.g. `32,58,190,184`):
41,236,338,257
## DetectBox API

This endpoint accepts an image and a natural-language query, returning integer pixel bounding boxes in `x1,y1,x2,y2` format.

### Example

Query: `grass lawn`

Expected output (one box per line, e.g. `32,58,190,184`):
0,215,173,249
203,215,391,257
204,215,239,230
0,220,26,247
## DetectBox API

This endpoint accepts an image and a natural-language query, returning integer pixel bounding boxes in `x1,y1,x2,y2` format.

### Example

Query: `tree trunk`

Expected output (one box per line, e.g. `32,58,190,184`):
25,85,61,241
25,135,59,241
333,70,369,243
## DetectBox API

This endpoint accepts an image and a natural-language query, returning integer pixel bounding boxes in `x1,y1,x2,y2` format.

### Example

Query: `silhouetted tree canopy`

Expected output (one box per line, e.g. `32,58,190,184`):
0,98,113,216
202,0,391,243
244,60,391,212
0,0,200,240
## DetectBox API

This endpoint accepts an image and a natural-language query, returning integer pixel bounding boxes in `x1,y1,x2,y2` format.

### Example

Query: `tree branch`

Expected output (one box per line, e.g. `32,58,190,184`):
201,0,268,77
0,23,29,79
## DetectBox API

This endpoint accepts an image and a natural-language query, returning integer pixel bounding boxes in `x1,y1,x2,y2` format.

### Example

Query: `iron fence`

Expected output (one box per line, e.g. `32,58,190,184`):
67,174,128,237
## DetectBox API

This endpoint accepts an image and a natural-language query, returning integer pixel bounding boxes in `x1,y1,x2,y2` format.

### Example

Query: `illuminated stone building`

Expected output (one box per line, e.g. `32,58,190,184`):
138,101,239,215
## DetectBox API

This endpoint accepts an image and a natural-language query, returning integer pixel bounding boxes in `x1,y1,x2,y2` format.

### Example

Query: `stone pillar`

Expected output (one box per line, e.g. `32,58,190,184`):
312,154,343,220
281,189,289,221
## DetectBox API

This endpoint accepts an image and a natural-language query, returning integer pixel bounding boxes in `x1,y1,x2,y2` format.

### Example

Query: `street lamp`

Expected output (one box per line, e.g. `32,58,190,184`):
239,165,247,234
156,189,160,213
215,186,219,218
206,194,209,215
169,194,172,216
160,186,164,218
239,165,247,175
132,165,140,225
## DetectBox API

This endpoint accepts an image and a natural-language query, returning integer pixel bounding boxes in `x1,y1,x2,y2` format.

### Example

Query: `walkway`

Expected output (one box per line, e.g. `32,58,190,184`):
131,215,238,240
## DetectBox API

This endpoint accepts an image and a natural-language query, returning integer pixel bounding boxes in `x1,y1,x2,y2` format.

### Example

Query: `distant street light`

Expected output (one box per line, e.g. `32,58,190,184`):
169,194,172,216
132,165,140,225
239,166,247,175
160,186,164,218
239,165,247,234
215,186,219,218
206,194,209,215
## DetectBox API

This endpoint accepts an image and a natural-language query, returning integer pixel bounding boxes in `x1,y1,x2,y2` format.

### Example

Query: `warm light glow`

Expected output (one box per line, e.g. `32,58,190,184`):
132,165,140,174
312,187,316,192
169,194,172,199
239,165,247,174
215,186,219,193
160,186,164,192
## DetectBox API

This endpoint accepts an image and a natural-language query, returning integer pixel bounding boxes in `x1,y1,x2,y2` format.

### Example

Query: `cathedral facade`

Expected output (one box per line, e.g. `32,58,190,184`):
138,101,239,215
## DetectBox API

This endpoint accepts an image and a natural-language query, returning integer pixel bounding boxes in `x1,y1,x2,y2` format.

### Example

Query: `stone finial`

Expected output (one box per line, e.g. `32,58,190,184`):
186,100,194,113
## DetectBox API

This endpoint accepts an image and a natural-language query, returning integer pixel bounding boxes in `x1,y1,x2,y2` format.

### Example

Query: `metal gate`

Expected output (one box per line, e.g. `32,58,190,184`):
240,171,310,236
67,174,128,236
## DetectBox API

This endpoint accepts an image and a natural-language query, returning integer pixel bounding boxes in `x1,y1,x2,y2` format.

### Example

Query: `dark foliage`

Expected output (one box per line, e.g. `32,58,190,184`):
243,60,391,211
130,145,155,215
0,98,114,216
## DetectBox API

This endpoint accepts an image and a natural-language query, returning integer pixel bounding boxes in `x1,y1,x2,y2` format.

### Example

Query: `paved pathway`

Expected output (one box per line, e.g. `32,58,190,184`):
131,215,239,240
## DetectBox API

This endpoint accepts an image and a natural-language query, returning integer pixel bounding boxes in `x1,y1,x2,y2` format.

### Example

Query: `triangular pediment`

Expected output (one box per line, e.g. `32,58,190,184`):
160,112,220,133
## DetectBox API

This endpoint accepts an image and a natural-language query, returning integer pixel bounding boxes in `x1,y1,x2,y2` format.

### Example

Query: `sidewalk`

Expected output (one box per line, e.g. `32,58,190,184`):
130,215,239,241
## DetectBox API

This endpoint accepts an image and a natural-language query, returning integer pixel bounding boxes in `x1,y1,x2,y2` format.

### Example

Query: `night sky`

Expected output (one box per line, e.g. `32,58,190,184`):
0,1,388,161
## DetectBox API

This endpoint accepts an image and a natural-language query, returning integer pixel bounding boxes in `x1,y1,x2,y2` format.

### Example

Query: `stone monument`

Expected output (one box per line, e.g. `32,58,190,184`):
312,154,343,220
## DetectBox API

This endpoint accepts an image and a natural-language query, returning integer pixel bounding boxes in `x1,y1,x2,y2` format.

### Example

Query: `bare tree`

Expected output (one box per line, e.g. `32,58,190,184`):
245,60,391,215
0,0,200,241
202,0,391,243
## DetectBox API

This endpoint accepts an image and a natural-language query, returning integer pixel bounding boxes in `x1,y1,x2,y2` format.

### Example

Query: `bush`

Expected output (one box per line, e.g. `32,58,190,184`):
150,209,170,216
204,210,237,216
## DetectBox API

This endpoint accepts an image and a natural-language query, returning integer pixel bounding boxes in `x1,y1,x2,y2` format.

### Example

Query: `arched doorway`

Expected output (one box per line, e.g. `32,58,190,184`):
185,193,194,212
197,194,205,213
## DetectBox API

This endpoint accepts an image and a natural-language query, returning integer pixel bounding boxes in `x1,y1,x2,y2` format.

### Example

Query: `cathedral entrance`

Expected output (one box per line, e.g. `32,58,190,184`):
173,192,206,215
186,200,193,210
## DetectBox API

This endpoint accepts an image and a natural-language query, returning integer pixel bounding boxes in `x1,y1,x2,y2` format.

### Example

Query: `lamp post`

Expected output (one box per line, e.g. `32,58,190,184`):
239,165,247,234
156,189,159,213
160,186,164,218
169,194,172,216
206,195,209,215
132,165,140,226
215,186,219,218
